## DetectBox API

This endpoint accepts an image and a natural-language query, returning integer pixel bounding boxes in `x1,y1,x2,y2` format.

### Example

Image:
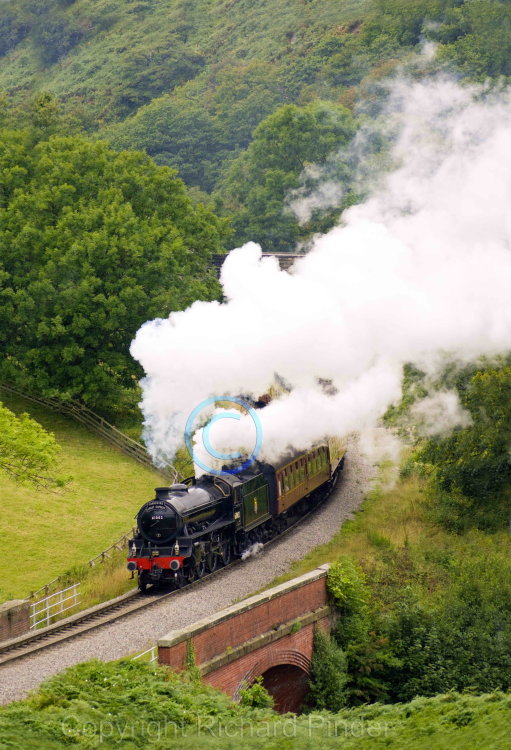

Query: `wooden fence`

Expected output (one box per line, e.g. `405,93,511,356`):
0,383,179,482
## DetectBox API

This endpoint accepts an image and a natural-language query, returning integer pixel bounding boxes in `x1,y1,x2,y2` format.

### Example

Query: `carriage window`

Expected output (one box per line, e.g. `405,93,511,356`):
284,470,289,492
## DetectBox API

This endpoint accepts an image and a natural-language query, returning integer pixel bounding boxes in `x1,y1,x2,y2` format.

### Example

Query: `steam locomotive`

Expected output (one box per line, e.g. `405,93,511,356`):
127,438,346,591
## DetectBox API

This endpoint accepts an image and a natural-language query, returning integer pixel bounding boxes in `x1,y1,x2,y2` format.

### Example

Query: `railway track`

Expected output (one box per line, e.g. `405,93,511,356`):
0,479,340,667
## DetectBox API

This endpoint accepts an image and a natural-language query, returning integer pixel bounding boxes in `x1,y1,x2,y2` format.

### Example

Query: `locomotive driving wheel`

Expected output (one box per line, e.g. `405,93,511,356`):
220,540,232,566
185,559,197,583
195,550,207,578
206,547,218,573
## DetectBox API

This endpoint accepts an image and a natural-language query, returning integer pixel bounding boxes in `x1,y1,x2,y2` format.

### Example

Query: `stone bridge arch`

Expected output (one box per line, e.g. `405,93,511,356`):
158,565,331,713
235,649,312,713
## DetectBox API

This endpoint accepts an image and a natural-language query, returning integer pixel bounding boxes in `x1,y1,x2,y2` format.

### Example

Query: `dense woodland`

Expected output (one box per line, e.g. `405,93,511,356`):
1,0,511,740
1,0,511,414
1,0,511,251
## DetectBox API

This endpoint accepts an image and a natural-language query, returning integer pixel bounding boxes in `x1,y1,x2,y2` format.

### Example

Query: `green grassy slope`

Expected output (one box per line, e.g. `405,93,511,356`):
1,660,510,749
0,388,161,601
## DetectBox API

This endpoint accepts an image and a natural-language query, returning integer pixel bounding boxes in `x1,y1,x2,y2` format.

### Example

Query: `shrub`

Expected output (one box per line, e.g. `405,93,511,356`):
308,628,349,711
239,677,274,709
327,557,369,616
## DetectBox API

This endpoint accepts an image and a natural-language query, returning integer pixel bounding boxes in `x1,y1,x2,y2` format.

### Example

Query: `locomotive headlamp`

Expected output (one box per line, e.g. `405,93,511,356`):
174,541,180,555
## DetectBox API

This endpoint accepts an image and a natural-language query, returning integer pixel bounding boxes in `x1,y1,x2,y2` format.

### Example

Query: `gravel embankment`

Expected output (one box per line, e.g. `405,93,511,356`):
0,437,376,705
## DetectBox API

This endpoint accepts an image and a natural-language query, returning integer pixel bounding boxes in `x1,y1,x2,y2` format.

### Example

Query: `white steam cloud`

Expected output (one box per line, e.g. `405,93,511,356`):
411,391,473,438
131,77,511,472
287,163,345,225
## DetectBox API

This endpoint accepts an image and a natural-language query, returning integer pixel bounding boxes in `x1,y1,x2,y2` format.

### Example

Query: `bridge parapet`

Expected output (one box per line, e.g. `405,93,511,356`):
158,565,332,711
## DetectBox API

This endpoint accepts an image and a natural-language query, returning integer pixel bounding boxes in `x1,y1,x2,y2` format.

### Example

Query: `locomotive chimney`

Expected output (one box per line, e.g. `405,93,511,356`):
155,487,170,500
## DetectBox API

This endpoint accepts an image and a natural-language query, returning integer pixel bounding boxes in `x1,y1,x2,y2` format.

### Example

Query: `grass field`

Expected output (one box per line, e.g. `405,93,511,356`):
0,388,163,602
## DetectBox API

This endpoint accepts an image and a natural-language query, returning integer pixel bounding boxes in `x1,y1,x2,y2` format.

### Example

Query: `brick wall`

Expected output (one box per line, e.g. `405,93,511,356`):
0,600,30,642
158,565,332,701
204,615,330,698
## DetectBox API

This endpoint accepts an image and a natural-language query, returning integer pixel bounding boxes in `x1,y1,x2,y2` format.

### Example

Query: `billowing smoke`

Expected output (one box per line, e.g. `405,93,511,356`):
131,77,511,473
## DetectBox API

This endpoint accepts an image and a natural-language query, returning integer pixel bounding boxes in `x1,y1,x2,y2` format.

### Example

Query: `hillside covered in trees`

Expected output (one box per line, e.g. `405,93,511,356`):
1,0,511,250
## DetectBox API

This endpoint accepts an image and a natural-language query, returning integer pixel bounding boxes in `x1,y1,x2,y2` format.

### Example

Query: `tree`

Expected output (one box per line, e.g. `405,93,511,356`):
0,2,31,58
309,628,349,711
0,401,65,488
436,0,511,81
107,97,222,190
215,101,356,252
416,366,511,529
0,129,228,416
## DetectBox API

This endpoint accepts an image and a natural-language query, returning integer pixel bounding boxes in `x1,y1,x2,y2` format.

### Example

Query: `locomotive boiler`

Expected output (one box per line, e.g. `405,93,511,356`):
127,438,345,591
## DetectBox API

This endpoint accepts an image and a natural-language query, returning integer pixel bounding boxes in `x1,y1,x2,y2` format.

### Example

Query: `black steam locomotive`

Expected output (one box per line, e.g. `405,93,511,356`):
127,438,345,591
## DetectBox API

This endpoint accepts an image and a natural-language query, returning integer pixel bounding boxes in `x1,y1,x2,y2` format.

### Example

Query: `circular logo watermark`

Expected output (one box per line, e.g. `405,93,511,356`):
184,396,263,476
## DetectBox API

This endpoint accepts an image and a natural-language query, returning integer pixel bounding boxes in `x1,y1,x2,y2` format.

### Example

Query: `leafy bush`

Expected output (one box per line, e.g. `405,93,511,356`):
328,558,397,704
239,677,275,709
0,400,67,487
384,549,511,700
327,558,369,616
325,529,511,704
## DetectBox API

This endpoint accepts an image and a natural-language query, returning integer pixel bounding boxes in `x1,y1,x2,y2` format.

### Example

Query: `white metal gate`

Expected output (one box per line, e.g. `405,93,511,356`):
30,583,81,629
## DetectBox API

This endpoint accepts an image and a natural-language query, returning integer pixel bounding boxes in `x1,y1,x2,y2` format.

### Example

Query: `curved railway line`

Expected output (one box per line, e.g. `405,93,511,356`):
0,482,341,667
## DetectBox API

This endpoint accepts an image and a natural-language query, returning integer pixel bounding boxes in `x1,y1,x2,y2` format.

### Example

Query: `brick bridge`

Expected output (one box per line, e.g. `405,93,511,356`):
211,253,302,279
158,565,331,713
